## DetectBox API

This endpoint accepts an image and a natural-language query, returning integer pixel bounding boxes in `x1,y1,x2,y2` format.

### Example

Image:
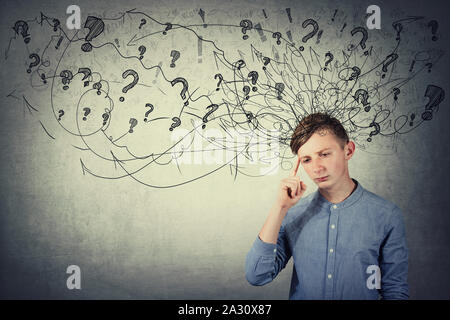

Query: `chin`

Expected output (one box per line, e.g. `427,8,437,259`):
316,178,332,188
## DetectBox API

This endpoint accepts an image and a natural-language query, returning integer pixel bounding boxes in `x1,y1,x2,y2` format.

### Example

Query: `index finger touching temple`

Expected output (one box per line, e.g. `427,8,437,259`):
291,156,301,176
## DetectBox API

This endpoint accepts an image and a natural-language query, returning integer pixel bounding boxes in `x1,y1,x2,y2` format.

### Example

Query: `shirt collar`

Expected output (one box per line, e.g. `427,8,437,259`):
312,178,364,210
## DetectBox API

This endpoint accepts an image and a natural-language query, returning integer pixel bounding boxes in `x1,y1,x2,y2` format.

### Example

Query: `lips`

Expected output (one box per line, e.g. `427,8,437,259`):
315,176,328,182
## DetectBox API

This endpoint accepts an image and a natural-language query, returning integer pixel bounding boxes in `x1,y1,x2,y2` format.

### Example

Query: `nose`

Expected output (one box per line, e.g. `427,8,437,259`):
312,158,325,175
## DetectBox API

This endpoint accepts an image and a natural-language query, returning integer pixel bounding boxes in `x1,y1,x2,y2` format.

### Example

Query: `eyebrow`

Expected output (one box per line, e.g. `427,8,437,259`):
300,148,332,159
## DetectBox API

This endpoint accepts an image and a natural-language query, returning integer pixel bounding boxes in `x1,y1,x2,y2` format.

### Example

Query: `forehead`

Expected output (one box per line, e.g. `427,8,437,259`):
297,130,341,156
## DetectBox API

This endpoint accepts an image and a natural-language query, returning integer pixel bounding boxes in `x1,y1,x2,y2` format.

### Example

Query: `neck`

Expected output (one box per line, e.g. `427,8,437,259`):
319,177,356,204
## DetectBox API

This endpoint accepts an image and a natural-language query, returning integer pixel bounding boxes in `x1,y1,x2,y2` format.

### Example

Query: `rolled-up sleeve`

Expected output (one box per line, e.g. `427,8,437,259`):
245,224,292,286
379,206,409,299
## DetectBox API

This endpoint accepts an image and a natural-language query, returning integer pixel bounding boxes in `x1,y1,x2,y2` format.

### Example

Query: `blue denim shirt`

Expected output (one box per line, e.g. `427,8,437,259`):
245,179,408,299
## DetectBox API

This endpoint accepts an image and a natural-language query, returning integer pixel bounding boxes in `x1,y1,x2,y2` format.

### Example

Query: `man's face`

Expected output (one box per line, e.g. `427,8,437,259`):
297,129,353,189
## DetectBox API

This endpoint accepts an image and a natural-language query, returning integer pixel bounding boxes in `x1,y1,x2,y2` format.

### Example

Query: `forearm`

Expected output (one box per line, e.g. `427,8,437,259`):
258,203,288,244
246,223,291,286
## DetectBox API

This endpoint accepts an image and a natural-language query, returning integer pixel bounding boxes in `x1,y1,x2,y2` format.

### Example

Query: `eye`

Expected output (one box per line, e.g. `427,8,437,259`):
321,153,330,157
302,159,310,163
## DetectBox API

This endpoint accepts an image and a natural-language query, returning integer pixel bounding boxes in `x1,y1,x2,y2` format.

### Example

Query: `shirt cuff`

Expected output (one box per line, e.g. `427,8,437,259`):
253,235,278,257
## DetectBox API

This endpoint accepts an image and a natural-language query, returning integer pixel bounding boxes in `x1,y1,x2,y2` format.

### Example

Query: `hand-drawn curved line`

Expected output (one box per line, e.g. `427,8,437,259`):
79,118,257,186
72,145,89,151
39,120,55,140
23,95,39,114
11,8,448,178
6,90,20,100
50,28,84,126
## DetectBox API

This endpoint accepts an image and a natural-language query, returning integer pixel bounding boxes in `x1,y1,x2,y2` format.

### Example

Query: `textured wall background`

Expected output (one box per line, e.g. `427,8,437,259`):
0,0,449,299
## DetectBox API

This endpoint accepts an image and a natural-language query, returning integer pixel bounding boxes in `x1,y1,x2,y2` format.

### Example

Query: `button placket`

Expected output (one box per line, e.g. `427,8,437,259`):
325,207,339,299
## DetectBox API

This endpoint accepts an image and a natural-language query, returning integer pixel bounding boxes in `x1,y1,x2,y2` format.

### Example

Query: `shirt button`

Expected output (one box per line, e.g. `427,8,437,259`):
273,249,277,253
333,205,337,209
331,224,335,229
328,274,332,279
329,248,334,253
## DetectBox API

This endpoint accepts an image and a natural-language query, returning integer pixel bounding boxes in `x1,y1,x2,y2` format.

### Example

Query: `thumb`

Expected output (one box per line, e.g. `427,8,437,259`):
294,182,307,198
293,188,303,200
300,181,307,191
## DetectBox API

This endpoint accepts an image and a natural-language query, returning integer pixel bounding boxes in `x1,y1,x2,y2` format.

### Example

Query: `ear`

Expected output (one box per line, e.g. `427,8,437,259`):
344,140,355,160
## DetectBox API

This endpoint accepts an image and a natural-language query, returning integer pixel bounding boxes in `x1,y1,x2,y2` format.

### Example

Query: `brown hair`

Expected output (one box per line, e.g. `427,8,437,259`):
290,113,349,155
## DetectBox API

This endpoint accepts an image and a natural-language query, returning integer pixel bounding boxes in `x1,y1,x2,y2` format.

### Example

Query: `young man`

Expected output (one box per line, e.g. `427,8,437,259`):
245,113,409,299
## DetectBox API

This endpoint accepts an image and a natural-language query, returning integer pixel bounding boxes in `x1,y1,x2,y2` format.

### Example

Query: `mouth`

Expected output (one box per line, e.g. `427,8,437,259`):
315,176,328,182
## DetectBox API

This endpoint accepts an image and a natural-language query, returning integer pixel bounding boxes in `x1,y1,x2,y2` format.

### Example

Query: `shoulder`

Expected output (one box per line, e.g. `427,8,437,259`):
362,188,398,212
360,186,404,227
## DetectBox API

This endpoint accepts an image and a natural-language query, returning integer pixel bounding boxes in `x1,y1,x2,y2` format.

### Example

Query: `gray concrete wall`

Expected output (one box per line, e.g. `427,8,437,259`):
0,0,449,299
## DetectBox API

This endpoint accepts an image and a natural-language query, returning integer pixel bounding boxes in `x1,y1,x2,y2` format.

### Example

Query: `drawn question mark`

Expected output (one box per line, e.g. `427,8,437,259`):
393,88,400,101
392,22,403,41
78,67,92,87
129,118,138,133
138,45,146,60
428,20,438,41
272,32,282,45
169,117,181,131
349,66,361,81
144,103,154,122
77,67,92,80
421,85,445,121
353,89,371,112
202,104,219,129
170,77,189,105
245,111,254,123
170,50,180,67
214,73,223,91
13,20,31,43
60,69,73,90
275,83,285,100
248,71,259,91
27,53,40,73
58,109,64,121
82,107,91,121
102,112,110,126
323,52,334,71
409,113,415,126
367,121,380,142
93,82,102,95
60,69,73,84
139,19,147,29
52,18,60,32
381,53,398,79
262,57,270,70
163,23,173,35
243,85,251,100
120,69,139,102
81,16,105,52
240,19,253,40
349,26,369,55
235,59,246,70
299,19,319,51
